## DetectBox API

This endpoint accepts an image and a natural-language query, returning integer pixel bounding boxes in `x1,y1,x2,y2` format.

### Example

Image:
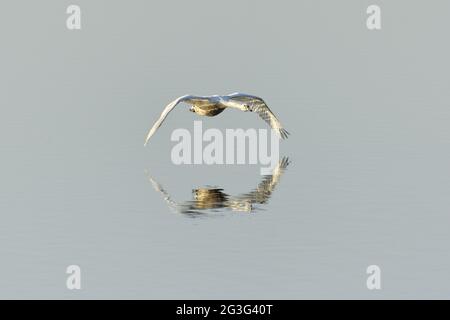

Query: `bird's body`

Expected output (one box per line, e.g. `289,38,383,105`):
184,94,245,116
144,93,289,145
191,103,226,117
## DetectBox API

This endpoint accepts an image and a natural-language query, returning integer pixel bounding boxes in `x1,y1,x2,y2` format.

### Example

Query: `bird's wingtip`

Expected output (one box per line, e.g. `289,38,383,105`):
279,128,290,140
144,133,152,146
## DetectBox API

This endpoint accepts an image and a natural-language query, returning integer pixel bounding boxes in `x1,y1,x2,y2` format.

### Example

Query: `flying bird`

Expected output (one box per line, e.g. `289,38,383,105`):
144,93,289,145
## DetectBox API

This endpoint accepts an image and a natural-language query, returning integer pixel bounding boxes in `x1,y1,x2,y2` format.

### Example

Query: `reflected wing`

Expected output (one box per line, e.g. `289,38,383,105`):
145,171,181,213
145,172,213,216
227,93,290,139
144,95,194,145
233,157,290,205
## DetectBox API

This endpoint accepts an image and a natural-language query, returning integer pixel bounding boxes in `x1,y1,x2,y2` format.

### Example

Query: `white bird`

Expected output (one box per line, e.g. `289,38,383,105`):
144,93,289,146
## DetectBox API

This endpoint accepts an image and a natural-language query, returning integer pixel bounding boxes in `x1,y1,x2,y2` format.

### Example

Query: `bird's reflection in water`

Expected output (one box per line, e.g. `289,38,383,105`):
146,157,290,217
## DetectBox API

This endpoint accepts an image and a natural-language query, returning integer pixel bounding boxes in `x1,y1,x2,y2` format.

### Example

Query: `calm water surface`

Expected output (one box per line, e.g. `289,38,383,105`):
1,1,450,298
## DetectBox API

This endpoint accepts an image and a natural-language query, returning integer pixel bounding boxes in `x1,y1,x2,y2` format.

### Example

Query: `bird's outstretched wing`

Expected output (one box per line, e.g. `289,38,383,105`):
144,95,194,146
227,93,290,139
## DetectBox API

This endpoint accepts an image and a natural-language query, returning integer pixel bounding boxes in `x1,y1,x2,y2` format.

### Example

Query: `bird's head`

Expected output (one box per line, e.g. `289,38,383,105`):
242,104,250,112
189,106,196,113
